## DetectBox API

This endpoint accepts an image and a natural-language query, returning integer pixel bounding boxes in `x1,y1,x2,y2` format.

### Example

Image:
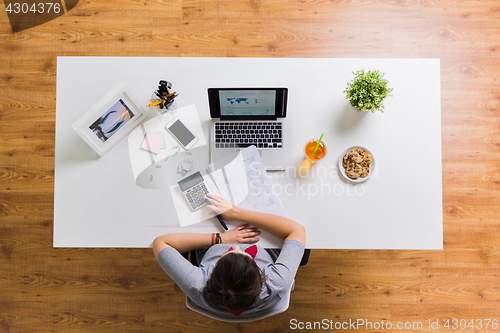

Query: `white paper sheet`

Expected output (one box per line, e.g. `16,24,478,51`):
208,146,284,217
127,104,207,188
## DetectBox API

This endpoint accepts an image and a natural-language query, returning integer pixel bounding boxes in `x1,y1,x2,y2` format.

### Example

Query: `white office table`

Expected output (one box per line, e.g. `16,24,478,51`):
54,57,442,249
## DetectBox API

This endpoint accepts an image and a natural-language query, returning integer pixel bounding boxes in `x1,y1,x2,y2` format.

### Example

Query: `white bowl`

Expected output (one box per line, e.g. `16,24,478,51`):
338,146,375,183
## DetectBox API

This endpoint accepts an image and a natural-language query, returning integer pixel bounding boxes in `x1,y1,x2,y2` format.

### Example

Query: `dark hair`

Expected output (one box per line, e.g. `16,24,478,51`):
206,252,265,311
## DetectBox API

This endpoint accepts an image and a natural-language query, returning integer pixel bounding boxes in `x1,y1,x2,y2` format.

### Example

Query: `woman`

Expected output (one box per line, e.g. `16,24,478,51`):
153,193,306,317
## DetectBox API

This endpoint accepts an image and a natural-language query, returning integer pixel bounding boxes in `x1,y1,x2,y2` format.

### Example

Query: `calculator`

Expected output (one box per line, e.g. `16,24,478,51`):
177,171,210,211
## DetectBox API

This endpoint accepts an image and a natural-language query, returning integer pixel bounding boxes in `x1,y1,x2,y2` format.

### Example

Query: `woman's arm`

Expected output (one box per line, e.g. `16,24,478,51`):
205,194,306,247
153,224,260,260
153,233,211,259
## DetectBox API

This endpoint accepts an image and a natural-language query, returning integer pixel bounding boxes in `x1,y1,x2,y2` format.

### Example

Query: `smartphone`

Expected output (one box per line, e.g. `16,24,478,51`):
165,117,198,150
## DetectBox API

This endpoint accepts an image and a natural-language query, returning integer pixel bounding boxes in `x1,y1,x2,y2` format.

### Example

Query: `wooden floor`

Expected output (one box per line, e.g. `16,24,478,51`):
1,0,500,332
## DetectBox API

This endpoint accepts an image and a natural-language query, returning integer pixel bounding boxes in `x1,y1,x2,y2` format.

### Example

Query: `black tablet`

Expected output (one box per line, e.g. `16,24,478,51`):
208,88,288,120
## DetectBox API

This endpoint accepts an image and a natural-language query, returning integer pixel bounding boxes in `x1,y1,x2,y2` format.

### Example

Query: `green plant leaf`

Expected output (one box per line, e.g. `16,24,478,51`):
344,69,393,112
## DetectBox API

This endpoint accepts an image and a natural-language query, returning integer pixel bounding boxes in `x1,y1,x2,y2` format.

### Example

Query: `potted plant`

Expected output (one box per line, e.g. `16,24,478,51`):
344,69,393,113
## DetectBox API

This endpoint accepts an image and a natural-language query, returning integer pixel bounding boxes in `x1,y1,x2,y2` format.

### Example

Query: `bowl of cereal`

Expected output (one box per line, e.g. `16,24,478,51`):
338,146,375,182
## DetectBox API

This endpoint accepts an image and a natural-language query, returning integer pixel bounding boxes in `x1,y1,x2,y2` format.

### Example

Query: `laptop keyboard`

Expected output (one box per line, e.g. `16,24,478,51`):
214,121,283,149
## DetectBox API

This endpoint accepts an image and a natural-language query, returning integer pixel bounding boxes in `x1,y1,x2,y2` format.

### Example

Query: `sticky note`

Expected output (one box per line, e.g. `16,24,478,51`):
141,132,164,154
154,131,168,149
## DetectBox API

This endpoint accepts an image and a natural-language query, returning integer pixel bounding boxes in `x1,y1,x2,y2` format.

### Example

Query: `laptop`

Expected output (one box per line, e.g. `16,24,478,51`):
208,87,288,171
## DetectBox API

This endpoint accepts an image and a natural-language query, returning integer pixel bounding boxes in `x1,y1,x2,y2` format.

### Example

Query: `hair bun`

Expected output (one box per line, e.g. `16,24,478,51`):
221,289,236,302
206,254,265,310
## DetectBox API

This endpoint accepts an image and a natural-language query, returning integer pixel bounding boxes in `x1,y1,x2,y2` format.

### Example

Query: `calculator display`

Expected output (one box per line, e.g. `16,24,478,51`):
178,171,203,191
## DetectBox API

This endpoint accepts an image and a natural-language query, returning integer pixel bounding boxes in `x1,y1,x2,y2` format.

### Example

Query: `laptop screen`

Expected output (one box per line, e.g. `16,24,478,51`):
208,88,287,120
219,90,276,116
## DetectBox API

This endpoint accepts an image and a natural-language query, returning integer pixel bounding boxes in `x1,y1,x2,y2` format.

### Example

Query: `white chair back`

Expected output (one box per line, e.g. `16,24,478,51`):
186,282,294,322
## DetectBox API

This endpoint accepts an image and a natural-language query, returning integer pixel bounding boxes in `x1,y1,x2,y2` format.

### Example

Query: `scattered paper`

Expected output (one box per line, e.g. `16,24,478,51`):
128,104,207,186
207,146,284,216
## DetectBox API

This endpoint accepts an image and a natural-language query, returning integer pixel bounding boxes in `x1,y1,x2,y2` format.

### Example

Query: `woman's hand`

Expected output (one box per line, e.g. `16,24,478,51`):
220,224,260,244
205,193,241,221
205,195,259,243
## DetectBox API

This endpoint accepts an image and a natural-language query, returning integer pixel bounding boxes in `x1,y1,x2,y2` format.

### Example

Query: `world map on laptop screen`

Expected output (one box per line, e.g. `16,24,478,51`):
219,90,276,116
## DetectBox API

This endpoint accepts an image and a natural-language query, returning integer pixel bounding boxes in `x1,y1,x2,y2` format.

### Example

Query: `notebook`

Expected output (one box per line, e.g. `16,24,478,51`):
208,88,288,171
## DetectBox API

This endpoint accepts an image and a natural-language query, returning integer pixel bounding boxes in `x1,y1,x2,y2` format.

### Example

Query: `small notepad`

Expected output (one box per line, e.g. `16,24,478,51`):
141,131,164,154
154,131,168,149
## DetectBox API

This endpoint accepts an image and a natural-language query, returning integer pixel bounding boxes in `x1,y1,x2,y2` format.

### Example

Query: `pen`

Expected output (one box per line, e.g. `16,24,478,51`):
205,198,228,230
148,100,163,107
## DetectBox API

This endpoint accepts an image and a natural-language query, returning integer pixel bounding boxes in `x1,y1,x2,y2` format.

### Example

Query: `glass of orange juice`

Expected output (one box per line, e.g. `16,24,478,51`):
304,139,327,162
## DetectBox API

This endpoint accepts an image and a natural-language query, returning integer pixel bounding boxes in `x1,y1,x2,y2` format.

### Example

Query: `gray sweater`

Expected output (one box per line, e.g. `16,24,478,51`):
158,240,304,317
